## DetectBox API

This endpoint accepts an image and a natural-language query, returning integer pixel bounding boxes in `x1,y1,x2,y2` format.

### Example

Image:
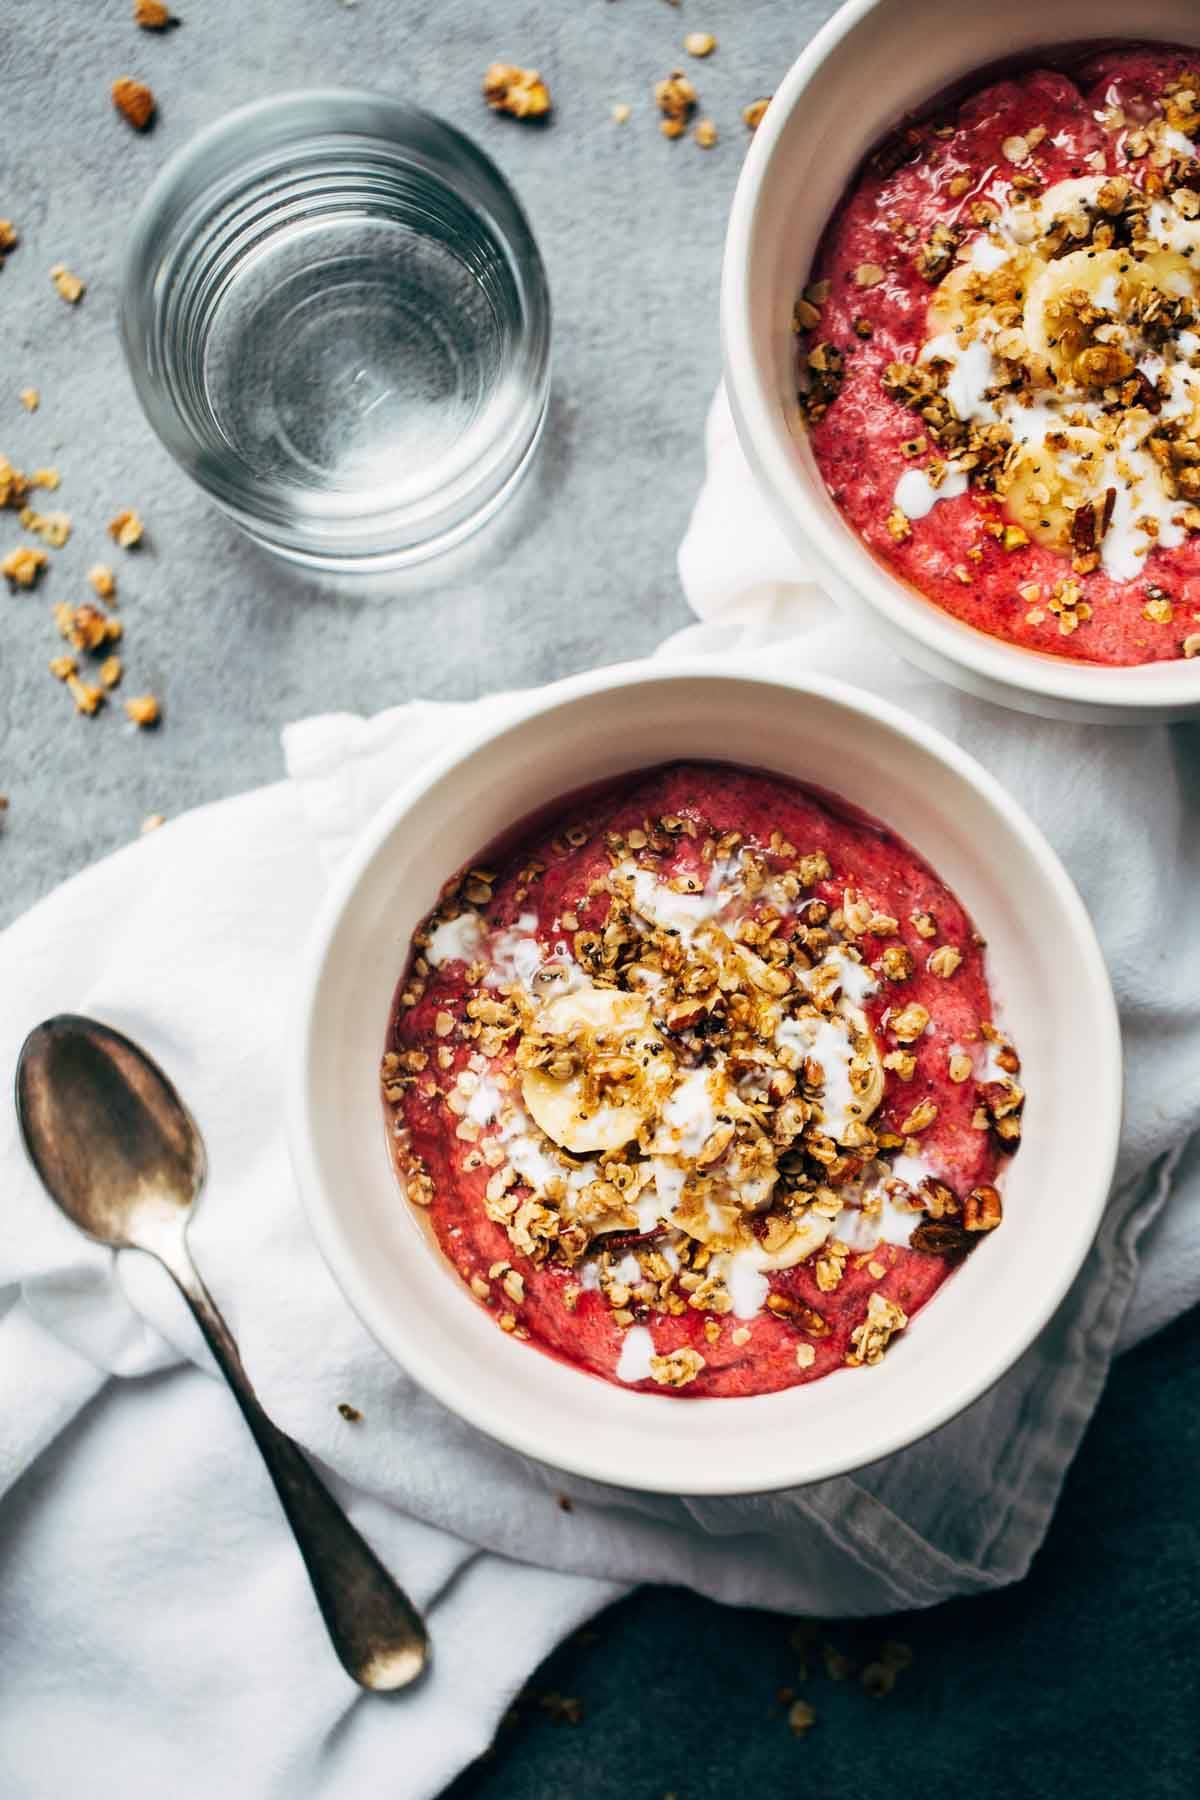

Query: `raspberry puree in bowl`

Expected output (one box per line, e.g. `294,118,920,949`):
798,43,1200,666
381,763,1023,1399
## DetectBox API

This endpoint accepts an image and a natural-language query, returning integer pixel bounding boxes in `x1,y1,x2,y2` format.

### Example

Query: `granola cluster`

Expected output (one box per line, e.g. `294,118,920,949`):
383,793,1021,1389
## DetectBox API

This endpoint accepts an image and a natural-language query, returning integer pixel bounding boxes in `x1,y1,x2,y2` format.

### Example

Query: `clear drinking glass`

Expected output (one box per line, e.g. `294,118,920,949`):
120,90,551,572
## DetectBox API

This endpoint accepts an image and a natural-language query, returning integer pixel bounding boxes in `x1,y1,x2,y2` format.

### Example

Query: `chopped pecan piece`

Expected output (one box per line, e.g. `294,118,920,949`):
963,1184,1003,1231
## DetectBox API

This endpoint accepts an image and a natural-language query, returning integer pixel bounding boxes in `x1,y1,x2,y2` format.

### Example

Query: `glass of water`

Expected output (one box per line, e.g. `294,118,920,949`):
121,90,551,572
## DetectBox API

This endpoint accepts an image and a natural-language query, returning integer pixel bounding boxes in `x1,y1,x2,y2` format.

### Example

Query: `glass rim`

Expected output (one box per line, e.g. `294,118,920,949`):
119,88,552,568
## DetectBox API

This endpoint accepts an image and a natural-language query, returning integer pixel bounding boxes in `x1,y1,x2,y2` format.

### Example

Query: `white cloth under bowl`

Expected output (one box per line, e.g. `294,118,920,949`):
2,388,1199,1799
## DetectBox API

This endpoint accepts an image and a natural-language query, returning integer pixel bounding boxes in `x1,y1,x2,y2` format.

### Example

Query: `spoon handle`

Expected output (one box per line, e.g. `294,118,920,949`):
159,1239,429,1692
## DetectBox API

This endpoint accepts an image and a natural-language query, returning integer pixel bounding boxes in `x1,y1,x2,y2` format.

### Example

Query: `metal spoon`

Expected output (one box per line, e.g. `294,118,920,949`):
15,1013,429,1693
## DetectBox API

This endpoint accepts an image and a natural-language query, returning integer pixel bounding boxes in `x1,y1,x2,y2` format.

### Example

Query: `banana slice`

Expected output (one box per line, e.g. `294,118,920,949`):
927,249,1039,339
1023,247,1200,384
520,986,669,1155
1141,248,1200,303
1022,248,1132,378
1010,176,1107,246
1003,426,1107,549
751,1209,837,1272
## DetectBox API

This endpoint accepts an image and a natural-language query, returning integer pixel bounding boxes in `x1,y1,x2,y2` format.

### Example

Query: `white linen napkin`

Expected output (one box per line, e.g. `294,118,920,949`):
2,390,1199,1800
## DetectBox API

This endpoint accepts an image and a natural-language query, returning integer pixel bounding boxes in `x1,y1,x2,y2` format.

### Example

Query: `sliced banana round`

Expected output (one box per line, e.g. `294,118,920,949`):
927,248,1039,339
751,1208,837,1272
1022,248,1132,379
1141,248,1200,303
1009,176,1107,247
520,985,671,1155
1022,246,1200,385
1003,425,1107,550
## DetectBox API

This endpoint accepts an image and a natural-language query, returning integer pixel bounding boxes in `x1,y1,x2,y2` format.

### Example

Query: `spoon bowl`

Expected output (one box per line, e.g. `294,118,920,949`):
17,1015,202,1250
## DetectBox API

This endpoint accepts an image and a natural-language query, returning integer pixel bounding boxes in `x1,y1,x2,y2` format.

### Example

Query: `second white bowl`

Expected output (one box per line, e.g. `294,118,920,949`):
722,0,1200,722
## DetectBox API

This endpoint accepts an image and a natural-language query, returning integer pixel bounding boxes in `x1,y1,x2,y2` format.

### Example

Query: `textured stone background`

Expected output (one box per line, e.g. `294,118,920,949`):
0,0,833,927
4,12,1199,1795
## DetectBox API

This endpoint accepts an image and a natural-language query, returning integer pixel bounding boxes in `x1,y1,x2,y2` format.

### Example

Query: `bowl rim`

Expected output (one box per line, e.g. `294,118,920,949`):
721,0,1200,717
286,658,1123,1495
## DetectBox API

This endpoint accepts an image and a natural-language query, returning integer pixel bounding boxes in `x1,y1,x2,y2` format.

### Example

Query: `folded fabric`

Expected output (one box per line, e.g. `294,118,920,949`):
1,390,1198,1800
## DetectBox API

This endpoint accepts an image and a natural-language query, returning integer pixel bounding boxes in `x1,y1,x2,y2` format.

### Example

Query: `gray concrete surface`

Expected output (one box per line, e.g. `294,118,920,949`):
0,0,835,928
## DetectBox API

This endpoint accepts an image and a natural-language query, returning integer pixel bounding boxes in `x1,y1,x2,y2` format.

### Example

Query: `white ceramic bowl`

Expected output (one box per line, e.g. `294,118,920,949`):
723,0,1200,723
288,664,1121,1495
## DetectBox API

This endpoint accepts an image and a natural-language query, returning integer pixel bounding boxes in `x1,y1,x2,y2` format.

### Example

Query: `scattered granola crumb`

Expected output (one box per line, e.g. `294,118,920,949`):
88,563,116,600
141,812,165,834
861,1660,897,1697
112,77,156,131
55,601,122,651
19,387,38,412
743,97,771,131
67,674,105,716
2,545,48,588
124,693,161,728
556,1493,573,1512
337,1402,363,1423
684,32,717,57
611,102,631,125
694,118,718,149
482,63,551,120
0,220,18,254
822,1643,854,1681
133,0,174,27
99,654,123,688
30,466,60,491
108,507,144,548
655,70,697,128
22,508,71,548
48,655,77,681
50,264,85,304
787,1698,817,1736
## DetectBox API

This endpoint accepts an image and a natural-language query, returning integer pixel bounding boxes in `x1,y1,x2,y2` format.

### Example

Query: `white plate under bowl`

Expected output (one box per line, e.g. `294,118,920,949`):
723,0,1200,723
287,663,1121,1495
